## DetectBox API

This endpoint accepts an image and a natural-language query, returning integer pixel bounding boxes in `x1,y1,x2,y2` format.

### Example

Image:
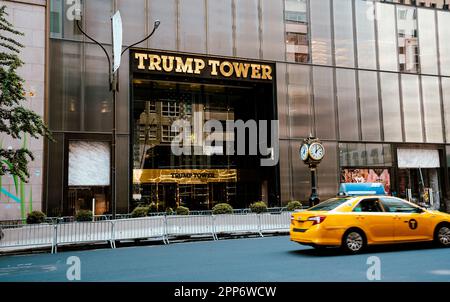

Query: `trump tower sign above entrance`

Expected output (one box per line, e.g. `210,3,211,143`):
131,49,274,82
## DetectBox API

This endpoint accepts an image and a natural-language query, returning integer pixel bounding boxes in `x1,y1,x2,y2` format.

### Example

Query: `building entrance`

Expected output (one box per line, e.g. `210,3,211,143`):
130,51,278,211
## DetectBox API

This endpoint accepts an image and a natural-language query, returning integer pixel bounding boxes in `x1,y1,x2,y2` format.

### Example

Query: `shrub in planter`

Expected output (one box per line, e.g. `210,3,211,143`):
75,209,93,222
148,202,158,213
26,211,46,224
212,203,233,215
166,207,174,215
287,201,303,211
250,201,268,213
131,206,149,218
176,206,190,215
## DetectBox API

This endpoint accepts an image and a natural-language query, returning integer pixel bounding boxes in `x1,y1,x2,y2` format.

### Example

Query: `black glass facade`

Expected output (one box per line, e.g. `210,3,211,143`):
46,0,450,215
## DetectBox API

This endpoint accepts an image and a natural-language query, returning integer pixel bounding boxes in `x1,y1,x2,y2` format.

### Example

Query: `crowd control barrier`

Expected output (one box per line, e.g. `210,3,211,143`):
0,212,292,254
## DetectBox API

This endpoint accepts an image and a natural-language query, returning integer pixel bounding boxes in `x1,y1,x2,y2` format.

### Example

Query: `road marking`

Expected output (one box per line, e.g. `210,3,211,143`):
429,270,450,276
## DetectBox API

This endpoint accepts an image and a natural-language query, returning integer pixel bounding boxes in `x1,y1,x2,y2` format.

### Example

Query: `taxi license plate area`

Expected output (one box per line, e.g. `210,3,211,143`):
293,220,313,228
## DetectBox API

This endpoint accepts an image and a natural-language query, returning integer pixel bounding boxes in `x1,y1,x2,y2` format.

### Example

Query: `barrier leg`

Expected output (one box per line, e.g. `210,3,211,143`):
258,215,264,238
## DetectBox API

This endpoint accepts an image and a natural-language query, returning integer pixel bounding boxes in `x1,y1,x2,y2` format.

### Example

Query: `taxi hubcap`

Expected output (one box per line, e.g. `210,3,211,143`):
346,232,363,251
438,227,450,246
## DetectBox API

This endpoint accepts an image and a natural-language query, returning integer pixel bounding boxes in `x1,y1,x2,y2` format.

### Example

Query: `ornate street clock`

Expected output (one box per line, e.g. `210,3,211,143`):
300,137,325,165
300,136,325,207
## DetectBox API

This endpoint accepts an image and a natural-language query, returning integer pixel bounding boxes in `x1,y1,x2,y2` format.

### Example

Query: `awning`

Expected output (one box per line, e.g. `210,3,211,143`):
397,148,440,168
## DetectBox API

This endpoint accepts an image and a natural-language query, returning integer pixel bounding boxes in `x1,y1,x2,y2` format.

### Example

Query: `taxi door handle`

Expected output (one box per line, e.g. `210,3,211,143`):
356,216,365,220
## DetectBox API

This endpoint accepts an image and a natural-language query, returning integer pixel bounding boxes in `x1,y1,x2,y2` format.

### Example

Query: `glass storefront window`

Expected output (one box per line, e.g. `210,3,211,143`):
285,0,310,63
310,0,332,65
333,0,355,67
397,6,419,73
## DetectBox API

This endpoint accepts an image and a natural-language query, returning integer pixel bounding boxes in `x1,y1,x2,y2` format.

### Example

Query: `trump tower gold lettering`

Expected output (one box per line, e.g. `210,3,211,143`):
133,52,273,81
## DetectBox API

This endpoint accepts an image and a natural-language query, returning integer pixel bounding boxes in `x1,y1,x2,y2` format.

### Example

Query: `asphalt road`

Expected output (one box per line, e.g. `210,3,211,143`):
0,235,450,282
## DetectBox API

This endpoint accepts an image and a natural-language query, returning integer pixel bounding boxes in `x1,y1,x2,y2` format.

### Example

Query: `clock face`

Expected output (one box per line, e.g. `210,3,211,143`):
309,142,325,161
300,144,309,161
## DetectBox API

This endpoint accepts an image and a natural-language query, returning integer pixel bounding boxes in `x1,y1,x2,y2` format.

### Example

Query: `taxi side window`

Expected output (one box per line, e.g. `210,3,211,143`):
353,199,384,212
380,198,418,213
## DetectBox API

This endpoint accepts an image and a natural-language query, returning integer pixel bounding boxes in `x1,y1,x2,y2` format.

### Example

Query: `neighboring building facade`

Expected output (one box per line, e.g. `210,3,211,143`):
4,0,450,219
0,0,47,220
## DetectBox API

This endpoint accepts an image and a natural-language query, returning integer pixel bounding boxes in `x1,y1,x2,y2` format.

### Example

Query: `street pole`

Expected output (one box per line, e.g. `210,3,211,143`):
309,165,318,208
75,12,160,220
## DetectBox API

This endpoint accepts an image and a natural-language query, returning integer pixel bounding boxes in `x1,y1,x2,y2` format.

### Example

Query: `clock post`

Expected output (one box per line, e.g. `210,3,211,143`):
299,136,325,207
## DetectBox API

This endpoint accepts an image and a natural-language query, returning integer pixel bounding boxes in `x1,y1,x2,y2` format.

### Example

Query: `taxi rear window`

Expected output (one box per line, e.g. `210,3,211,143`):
308,198,351,211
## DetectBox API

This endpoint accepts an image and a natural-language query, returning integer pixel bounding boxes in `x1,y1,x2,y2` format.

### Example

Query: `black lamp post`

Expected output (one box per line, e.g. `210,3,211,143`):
75,13,160,219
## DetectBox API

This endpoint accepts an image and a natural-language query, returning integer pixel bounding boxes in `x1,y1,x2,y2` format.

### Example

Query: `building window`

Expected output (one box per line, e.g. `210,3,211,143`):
161,125,178,142
397,6,420,73
161,101,180,117
285,0,310,63
139,125,157,141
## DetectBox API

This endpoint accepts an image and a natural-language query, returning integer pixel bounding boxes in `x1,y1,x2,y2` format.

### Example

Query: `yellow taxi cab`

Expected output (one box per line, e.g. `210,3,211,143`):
290,195,450,253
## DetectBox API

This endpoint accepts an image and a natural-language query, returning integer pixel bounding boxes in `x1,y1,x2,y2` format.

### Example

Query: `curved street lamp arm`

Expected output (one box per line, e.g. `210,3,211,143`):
76,20,112,81
121,20,160,56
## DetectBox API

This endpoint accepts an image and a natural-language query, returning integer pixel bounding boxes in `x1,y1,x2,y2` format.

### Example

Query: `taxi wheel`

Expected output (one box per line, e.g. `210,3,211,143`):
342,229,366,254
435,224,450,247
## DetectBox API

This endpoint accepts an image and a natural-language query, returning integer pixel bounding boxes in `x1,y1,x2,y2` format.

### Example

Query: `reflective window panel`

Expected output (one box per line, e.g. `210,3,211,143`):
418,8,438,75
437,11,450,76
359,71,381,141
376,3,398,72
148,0,177,51
285,0,310,63
179,0,207,54
421,76,443,143
261,0,285,61
235,0,260,59
207,0,233,56
380,72,403,142
333,0,355,67
288,64,312,139
441,77,450,142
313,66,336,140
355,0,377,70
310,0,332,65
336,69,359,141
397,5,419,73
401,74,423,142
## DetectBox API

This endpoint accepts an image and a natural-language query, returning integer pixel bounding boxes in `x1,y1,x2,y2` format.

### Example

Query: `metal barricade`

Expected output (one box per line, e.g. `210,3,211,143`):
259,212,292,233
112,216,166,244
55,221,113,252
0,224,54,252
165,215,215,242
213,214,261,237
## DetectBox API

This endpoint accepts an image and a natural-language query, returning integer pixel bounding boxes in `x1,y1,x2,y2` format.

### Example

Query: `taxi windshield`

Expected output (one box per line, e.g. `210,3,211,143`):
308,198,351,211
